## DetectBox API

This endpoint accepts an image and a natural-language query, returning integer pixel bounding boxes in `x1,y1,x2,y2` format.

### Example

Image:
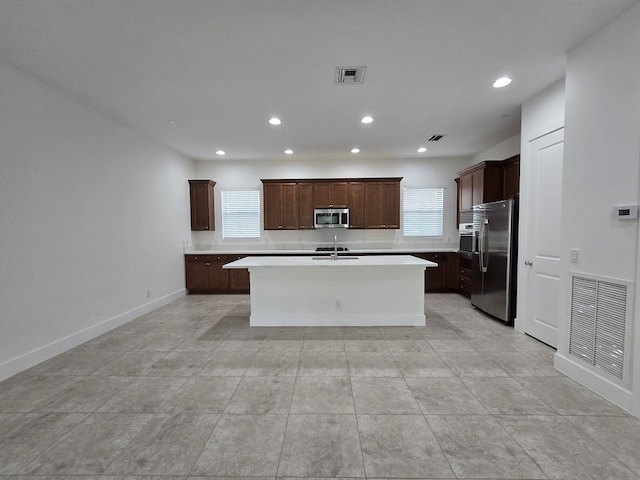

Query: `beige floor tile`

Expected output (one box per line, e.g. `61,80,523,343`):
105,413,219,476
351,377,420,414
461,376,557,415
298,351,349,377
496,415,638,480
20,413,153,475
426,414,546,479
160,376,241,413
225,376,295,414
290,376,354,414
190,413,287,477
406,377,488,414
358,414,454,478
278,414,364,477
347,352,402,377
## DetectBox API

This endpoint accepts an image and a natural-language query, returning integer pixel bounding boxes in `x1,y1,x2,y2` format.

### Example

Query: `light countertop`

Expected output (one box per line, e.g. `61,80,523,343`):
185,246,458,255
223,255,438,268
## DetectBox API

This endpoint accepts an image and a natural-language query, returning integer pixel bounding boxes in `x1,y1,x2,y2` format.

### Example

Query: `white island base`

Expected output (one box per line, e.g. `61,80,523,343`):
224,255,436,327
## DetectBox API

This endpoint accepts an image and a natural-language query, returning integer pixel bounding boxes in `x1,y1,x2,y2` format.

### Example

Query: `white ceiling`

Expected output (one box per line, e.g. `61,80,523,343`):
0,0,636,161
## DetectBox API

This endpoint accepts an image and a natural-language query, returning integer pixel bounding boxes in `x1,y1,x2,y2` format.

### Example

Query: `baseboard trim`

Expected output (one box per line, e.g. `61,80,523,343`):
0,288,186,382
554,352,633,414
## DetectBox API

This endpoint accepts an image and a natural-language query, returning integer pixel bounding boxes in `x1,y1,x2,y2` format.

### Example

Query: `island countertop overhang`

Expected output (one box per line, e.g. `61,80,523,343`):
222,254,437,269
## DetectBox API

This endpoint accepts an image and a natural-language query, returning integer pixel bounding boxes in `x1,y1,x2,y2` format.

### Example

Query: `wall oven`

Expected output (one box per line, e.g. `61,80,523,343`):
459,222,476,252
314,208,349,228
459,209,475,252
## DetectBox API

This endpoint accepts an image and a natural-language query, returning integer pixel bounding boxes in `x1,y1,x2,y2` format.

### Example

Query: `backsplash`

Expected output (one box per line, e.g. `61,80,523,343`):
189,228,457,252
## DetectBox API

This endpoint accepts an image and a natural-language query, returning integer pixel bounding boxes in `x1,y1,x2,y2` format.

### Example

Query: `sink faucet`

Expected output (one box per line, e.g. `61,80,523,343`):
331,235,338,260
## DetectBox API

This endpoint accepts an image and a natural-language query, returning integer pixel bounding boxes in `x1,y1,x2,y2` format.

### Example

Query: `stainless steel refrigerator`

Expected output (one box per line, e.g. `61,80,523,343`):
471,198,518,324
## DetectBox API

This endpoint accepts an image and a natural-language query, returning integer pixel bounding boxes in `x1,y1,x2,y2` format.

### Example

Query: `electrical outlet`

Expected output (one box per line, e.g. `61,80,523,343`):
335,300,341,310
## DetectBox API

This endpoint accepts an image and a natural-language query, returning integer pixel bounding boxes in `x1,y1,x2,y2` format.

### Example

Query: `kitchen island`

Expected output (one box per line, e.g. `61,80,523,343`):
223,255,436,327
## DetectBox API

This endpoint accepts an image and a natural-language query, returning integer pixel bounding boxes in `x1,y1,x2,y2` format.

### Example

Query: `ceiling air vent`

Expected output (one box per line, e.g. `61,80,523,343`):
428,134,446,142
335,66,366,84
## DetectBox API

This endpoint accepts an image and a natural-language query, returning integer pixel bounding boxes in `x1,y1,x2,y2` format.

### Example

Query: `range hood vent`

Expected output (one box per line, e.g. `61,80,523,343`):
335,66,366,84
428,134,446,142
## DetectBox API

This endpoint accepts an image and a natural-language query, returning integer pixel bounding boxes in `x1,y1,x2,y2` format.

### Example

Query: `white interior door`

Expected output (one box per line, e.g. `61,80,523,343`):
522,128,564,347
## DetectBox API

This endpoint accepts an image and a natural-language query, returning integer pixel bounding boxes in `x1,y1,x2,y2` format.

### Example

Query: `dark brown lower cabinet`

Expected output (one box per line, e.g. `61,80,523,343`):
229,268,250,292
457,251,473,298
185,255,249,294
185,251,460,295
415,252,452,292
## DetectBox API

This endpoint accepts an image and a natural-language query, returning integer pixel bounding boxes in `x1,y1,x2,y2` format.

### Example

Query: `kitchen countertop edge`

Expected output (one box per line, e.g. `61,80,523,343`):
184,247,459,255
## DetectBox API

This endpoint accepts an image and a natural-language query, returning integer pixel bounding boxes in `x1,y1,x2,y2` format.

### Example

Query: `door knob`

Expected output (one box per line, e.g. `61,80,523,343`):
524,260,533,266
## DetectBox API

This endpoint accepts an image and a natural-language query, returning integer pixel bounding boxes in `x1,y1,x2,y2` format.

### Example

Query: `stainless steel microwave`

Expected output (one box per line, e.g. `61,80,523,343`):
314,208,349,228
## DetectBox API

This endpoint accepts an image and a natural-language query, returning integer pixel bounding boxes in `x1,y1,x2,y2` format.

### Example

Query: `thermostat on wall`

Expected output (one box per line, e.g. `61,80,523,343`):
614,205,639,220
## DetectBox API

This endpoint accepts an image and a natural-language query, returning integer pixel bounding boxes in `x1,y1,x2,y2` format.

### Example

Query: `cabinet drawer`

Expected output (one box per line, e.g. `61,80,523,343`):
186,254,244,263
459,275,472,287
459,267,472,277
186,255,218,262
459,283,471,296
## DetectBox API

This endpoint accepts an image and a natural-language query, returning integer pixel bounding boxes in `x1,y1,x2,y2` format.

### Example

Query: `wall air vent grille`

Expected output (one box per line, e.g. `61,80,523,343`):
335,66,366,84
428,134,446,141
568,272,631,385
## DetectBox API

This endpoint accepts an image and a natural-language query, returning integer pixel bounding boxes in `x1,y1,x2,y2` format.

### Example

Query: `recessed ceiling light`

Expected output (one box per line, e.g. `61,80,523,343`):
284,149,293,155
216,150,226,156
269,117,281,126
493,76,512,88
361,116,373,124
351,148,360,154
417,147,427,153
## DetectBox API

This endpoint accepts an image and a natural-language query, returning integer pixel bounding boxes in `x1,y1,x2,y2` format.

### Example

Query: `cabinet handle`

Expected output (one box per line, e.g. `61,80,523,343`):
205,262,210,266
279,225,283,229
205,227,208,230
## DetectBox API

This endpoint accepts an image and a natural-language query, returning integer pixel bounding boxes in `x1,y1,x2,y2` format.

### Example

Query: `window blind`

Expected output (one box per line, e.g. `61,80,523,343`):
402,187,444,237
221,190,261,239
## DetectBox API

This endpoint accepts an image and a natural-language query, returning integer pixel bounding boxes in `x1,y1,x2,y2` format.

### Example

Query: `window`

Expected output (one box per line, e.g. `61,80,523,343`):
221,190,261,239
402,187,444,237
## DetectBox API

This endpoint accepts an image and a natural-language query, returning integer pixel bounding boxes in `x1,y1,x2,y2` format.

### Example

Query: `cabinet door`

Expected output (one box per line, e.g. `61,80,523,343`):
364,182,384,228
185,260,209,291
209,260,230,291
383,182,400,228
228,255,250,293
189,180,215,231
331,182,348,207
297,183,315,229
263,183,282,230
423,253,447,292
348,182,365,228
471,169,484,207
280,183,298,229
459,174,472,210
503,158,520,199
229,269,250,292
313,183,332,208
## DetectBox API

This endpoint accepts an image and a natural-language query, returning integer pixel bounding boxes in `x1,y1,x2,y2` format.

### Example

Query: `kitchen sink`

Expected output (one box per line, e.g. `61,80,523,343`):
311,256,359,260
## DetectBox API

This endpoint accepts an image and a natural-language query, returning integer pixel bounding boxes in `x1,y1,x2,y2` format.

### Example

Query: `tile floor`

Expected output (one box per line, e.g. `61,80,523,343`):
1,293,639,479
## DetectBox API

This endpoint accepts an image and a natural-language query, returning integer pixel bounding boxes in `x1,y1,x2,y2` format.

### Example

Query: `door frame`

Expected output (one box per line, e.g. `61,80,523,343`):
515,126,564,336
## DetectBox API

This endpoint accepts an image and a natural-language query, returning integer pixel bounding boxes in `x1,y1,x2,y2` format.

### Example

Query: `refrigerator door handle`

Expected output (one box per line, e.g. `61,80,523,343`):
481,219,489,273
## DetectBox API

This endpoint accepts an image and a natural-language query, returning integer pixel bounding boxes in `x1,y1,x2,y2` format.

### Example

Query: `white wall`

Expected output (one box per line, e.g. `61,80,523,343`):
470,134,521,165
0,59,194,380
554,1,640,415
192,156,471,250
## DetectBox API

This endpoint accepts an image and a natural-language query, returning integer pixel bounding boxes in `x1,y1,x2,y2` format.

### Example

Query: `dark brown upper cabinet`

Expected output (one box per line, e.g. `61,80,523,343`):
263,181,298,230
189,180,215,231
313,182,348,208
